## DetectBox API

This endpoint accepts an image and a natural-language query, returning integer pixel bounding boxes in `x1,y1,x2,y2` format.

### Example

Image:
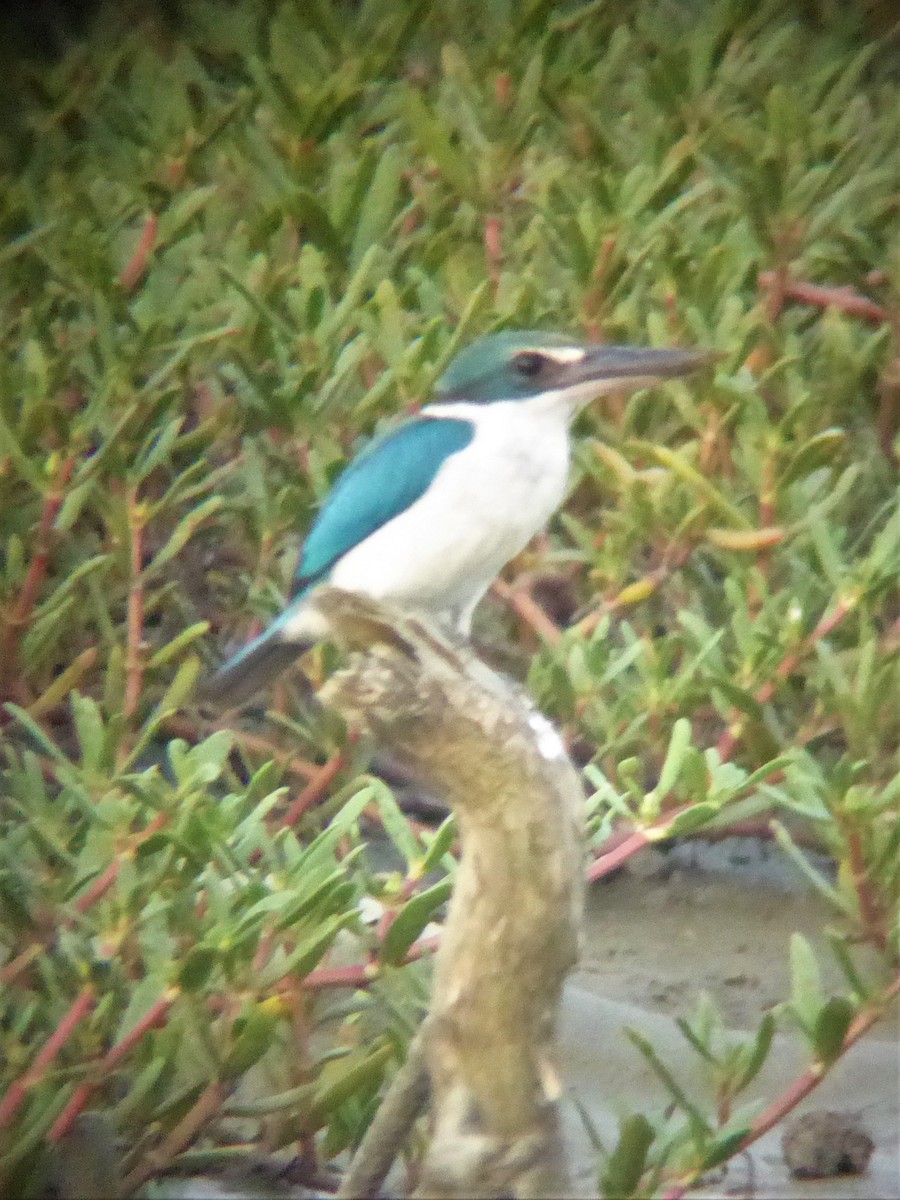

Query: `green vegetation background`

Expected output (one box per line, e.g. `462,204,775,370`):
0,0,897,1195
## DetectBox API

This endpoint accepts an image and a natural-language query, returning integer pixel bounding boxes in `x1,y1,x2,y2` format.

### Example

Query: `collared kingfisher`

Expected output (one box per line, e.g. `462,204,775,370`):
206,331,704,705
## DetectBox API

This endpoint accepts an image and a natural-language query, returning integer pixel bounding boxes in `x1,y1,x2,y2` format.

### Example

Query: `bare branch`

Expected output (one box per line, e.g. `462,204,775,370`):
315,589,586,1199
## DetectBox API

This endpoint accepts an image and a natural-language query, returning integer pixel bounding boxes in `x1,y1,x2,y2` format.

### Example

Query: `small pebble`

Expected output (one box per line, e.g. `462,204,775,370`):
781,1109,874,1178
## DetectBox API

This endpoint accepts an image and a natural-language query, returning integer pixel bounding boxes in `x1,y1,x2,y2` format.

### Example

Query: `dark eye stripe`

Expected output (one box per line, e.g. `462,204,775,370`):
512,351,545,378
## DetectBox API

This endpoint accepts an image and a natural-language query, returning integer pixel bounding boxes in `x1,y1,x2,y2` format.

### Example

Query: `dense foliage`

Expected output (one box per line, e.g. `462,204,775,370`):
0,0,897,1194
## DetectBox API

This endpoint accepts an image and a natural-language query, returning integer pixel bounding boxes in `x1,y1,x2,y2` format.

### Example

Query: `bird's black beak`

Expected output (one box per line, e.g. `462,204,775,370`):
564,344,710,393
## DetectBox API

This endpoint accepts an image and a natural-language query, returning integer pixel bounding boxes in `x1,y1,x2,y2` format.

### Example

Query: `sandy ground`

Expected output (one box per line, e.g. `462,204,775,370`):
564,855,899,1199
561,983,900,1200
154,846,899,1199
575,854,859,1029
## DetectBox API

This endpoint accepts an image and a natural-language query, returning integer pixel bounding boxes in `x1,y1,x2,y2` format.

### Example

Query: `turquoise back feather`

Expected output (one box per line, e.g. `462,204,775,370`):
291,415,474,596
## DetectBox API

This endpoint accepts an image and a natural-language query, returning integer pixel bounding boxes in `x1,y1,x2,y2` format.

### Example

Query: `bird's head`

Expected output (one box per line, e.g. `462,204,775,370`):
435,331,707,410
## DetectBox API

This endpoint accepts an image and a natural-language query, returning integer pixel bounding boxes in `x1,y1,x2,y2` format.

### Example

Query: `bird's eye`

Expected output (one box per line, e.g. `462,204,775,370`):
512,352,546,378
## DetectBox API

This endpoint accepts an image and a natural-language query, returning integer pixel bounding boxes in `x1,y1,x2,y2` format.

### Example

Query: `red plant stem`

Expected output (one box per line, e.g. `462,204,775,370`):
0,944,42,986
845,826,888,952
124,486,145,720
755,450,778,585
375,872,422,945
281,976,318,1168
761,264,789,324
302,933,442,992
72,813,168,914
303,962,379,991
118,213,158,292
48,993,176,1143
882,613,900,655
281,749,348,828
228,730,318,779
587,754,796,882
758,451,777,531
491,577,563,645
0,454,76,686
716,597,856,760
661,970,900,1200
495,71,512,107
73,859,124,914
758,271,888,324
120,1078,227,1195
0,986,95,1128
587,826,655,882
252,927,276,974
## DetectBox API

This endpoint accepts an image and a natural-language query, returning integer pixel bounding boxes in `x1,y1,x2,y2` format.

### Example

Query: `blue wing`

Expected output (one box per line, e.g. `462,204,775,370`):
291,414,474,597
204,414,473,707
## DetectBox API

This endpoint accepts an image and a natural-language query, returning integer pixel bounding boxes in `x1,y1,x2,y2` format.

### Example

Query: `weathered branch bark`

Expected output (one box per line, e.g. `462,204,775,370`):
315,589,585,1199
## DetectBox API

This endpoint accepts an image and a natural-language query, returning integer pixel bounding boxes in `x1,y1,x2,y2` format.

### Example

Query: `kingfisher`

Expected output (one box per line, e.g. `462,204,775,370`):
206,331,704,705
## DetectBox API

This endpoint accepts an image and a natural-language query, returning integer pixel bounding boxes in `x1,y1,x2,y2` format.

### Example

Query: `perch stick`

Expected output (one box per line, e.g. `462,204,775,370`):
317,588,585,1199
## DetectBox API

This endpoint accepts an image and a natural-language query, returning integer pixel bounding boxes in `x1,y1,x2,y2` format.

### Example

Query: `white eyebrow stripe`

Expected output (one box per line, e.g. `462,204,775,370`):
538,346,587,364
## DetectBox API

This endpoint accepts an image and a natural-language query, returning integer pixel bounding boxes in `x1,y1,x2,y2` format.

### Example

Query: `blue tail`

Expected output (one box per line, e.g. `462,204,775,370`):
203,613,312,708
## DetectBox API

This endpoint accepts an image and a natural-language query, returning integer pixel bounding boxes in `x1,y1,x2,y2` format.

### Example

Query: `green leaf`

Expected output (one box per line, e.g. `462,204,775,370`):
270,863,360,933
308,1042,394,1127
735,1012,775,1091
131,416,185,481
402,87,474,198
711,677,766,723
349,144,403,269
288,189,346,263
257,912,354,990
293,784,378,876
701,1125,750,1170
222,1004,279,1077
674,1016,718,1064
119,656,201,773
772,822,852,914
4,704,82,789
741,755,795,789
157,185,218,242
418,815,457,876
143,497,223,578
114,1056,169,1126
825,932,870,1002
370,779,422,865
655,717,692,797
788,933,824,1031
625,1029,709,1145
813,995,855,1066
806,508,845,589
225,1079,317,1118
114,976,168,1043
186,730,234,784
601,1113,655,1200
0,410,44,488
381,878,451,966
71,692,108,772
781,428,846,487
178,946,218,992
146,621,211,669
636,442,751,527
653,802,719,839
323,244,384,339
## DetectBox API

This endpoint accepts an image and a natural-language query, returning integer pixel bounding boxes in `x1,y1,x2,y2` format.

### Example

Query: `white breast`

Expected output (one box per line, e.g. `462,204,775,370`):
327,399,572,629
